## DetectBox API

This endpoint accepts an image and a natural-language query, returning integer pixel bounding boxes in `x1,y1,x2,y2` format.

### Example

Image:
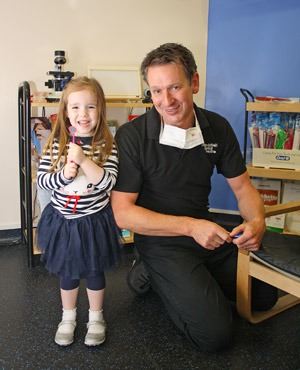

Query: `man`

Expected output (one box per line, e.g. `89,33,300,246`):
111,43,277,352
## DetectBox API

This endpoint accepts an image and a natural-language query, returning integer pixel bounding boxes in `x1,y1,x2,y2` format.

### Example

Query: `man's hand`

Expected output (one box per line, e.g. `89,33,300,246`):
189,219,232,250
230,219,266,252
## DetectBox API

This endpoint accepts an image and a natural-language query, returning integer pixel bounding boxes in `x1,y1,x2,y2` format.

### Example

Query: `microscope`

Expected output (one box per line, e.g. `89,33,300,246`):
45,50,74,102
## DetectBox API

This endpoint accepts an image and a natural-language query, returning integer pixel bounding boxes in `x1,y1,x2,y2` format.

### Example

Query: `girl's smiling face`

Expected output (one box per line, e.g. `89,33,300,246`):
67,89,99,137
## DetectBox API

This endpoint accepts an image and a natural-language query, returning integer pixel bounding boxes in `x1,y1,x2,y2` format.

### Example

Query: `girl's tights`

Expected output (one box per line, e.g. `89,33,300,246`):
60,274,106,312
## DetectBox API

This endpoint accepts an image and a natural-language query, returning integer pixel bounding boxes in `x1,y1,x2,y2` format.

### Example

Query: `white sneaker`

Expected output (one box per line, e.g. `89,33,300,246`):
84,317,107,346
55,320,76,346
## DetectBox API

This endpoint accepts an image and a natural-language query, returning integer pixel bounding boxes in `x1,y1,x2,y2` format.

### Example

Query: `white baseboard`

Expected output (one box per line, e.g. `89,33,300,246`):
0,224,20,231
209,208,240,216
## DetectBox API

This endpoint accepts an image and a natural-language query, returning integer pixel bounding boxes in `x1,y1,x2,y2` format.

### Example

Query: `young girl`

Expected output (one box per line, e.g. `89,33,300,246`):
37,76,123,347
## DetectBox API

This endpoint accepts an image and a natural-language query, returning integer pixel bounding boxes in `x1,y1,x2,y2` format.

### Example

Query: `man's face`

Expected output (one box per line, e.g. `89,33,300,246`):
147,63,199,129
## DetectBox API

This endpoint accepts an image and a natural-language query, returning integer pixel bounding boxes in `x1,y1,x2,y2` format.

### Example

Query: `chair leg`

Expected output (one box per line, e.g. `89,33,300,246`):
237,250,253,321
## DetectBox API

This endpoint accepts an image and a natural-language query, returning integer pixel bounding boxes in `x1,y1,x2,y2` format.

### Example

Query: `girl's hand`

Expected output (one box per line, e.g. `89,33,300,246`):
64,160,78,180
67,142,87,165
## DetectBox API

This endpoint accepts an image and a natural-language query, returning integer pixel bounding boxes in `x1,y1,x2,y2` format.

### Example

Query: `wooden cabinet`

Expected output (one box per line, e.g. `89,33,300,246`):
19,81,149,267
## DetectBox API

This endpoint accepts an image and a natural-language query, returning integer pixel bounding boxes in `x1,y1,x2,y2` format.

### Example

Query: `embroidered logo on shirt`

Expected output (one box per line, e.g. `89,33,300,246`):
203,143,218,154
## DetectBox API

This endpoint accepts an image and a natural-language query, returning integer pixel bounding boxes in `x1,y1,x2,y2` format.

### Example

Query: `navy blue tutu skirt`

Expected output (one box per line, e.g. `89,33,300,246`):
37,203,124,279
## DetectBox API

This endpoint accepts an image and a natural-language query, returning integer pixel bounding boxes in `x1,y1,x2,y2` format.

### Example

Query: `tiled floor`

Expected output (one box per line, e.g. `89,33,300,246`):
0,241,299,370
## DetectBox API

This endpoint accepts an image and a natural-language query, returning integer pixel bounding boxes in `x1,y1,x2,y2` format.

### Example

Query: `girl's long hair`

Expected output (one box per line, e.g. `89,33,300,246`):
43,76,114,172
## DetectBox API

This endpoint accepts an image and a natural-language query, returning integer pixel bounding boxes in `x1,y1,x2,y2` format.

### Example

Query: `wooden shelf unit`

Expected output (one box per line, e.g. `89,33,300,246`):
246,101,300,114
247,164,300,181
244,99,300,179
241,89,300,235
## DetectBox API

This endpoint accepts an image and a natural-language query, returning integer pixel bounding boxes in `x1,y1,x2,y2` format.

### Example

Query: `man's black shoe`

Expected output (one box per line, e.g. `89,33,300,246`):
127,249,151,295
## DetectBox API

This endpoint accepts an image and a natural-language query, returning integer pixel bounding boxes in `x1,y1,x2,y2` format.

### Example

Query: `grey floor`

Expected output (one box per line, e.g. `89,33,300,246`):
0,239,299,370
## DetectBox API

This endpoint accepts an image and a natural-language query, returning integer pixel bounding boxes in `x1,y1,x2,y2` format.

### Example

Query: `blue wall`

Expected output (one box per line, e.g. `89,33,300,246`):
205,0,300,212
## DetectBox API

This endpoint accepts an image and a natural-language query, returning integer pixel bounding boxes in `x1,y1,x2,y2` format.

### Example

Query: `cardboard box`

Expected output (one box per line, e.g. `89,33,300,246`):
252,148,300,170
282,181,300,233
251,178,285,232
121,229,134,243
248,112,300,169
107,120,117,137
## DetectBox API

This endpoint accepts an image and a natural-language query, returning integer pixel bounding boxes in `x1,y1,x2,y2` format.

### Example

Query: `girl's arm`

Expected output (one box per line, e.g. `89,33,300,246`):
37,153,73,191
67,142,118,190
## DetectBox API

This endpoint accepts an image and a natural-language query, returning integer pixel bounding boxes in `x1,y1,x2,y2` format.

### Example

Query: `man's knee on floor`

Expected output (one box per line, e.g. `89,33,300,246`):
186,320,233,353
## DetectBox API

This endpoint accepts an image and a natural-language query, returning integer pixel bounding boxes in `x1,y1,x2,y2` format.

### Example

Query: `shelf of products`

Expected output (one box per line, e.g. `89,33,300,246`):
19,82,149,267
241,89,300,179
241,88,300,235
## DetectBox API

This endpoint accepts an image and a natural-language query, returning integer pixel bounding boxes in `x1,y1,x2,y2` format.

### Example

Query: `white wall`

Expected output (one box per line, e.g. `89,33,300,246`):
0,0,208,229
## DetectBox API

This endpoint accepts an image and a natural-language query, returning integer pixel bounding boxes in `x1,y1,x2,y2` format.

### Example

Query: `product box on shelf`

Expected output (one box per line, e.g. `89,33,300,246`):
107,120,117,137
248,110,300,170
252,148,300,170
31,117,52,227
251,178,285,232
282,181,300,234
121,229,134,243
